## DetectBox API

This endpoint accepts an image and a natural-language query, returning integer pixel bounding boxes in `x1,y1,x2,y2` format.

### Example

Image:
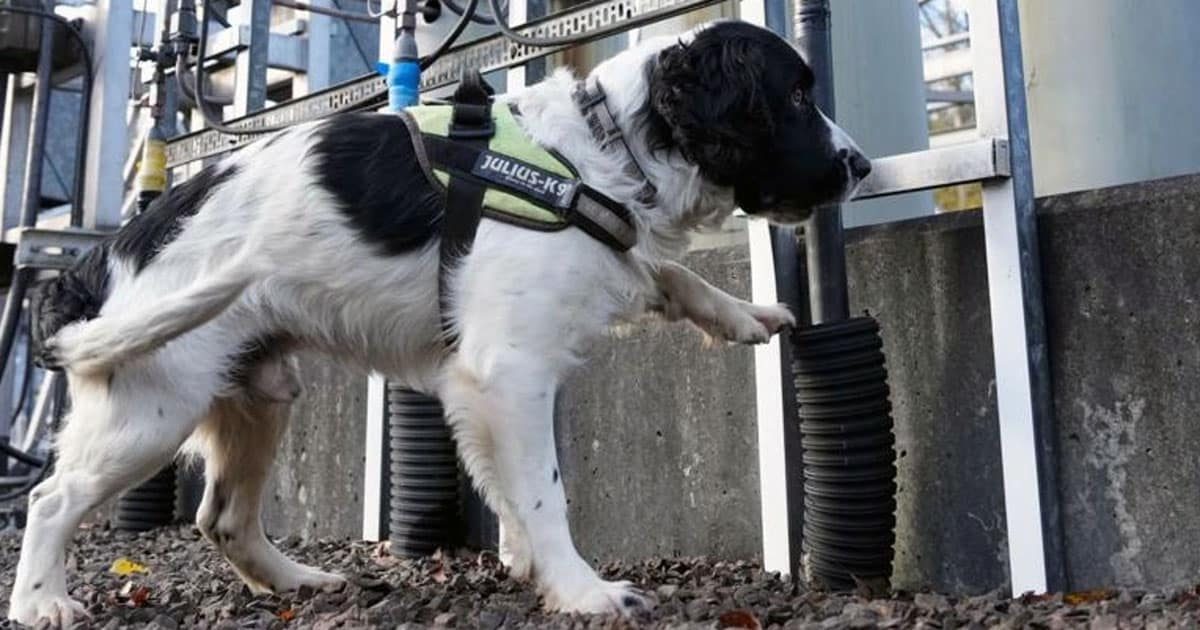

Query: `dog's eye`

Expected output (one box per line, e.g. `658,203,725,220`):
792,87,809,108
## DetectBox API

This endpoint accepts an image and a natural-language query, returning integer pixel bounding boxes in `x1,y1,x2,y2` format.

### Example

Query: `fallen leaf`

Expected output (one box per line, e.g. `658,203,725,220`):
431,565,448,584
278,608,296,622
1064,589,1117,606
717,609,762,630
110,557,149,576
129,585,151,607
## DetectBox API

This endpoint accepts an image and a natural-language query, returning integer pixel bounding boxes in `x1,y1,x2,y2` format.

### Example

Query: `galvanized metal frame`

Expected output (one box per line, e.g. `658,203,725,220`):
232,0,271,116
166,0,727,167
81,0,134,230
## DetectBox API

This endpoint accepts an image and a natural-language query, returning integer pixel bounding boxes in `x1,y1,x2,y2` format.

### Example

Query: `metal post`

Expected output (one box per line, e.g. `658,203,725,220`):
233,0,271,115
794,0,848,325
0,15,56,395
19,15,54,228
970,0,1063,595
82,0,133,230
743,0,805,578
295,0,332,96
363,7,397,542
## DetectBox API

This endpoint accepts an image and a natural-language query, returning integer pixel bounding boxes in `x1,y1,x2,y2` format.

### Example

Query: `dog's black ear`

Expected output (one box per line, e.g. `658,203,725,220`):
648,34,776,186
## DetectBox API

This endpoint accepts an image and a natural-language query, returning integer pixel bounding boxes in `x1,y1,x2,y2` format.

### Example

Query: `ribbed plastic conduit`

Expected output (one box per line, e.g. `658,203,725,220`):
387,385,460,557
793,316,897,590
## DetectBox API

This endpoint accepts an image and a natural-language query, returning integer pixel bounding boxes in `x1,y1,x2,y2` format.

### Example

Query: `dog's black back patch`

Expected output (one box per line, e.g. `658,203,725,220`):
112,163,241,272
309,113,443,256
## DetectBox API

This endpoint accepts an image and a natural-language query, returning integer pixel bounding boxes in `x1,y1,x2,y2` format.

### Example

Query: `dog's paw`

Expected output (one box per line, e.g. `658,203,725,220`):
720,302,795,345
751,302,797,335
276,566,346,592
545,579,653,617
8,592,89,628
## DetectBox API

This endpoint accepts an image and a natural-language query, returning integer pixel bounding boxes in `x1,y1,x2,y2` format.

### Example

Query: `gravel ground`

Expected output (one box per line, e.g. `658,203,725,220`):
2,525,1199,629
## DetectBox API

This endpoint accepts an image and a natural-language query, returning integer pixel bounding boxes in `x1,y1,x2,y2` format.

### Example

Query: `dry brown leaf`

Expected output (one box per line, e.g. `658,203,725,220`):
717,609,762,630
431,565,448,584
129,585,151,607
278,608,296,622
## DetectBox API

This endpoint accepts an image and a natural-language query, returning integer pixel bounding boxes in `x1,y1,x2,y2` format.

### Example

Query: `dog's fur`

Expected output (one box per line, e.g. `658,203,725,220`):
8,20,869,626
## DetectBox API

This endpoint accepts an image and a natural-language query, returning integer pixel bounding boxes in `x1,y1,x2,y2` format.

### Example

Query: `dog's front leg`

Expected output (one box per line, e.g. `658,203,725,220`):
442,357,649,617
654,260,795,344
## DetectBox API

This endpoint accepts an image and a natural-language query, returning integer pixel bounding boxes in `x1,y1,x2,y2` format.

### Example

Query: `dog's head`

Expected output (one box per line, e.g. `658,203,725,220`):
646,21,870,223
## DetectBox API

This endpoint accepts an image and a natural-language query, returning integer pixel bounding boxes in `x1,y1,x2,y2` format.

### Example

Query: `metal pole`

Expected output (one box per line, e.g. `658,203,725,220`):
794,0,848,325
744,0,806,578
0,14,56,395
970,0,1063,594
233,0,271,116
19,15,54,228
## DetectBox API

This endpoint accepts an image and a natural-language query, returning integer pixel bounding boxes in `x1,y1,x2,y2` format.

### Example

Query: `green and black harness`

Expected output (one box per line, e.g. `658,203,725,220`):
396,72,654,338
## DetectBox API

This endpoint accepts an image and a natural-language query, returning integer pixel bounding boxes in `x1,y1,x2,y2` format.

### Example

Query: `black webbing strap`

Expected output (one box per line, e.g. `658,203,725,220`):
439,71,495,341
572,80,658,206
421,135,638,252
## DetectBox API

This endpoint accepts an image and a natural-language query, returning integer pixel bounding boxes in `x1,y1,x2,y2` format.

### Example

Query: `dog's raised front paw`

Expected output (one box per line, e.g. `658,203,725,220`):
720,302,795,344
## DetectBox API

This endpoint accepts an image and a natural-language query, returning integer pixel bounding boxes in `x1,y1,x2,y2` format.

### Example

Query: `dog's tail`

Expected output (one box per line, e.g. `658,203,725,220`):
51,252,266,376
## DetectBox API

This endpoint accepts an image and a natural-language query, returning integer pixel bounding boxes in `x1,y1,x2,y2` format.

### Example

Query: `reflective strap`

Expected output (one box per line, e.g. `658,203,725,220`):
573,80,658,206
573,192,638,251
422,134,638,252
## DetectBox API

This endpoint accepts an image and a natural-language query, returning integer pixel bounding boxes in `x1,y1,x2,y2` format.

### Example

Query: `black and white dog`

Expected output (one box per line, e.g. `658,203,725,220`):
8,20,870,626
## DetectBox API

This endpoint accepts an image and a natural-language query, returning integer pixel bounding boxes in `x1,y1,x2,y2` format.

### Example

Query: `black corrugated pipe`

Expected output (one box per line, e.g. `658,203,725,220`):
387,386,460,557
113,465,178,531
791,0,897,592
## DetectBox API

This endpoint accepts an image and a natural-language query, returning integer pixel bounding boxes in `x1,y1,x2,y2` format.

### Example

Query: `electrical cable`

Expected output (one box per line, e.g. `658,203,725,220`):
440,0,500,25
418,0,478,70
1,341,38,468
0,375,63,504
0,6,94,227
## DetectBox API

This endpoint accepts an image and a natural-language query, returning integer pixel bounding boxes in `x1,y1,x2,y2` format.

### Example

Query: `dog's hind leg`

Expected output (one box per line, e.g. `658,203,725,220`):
190,379,345,594
441,356,649,617
8,374,208,628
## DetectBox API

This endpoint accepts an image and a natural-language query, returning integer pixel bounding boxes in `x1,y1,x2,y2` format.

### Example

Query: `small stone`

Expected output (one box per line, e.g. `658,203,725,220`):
477,610,505,630
915,593,952,612
150,614,179,629
657,584,680,599
686,598,711,621
434,611,457,626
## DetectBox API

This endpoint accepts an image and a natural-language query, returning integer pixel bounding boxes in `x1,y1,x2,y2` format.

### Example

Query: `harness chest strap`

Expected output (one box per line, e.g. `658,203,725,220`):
420,135,638,252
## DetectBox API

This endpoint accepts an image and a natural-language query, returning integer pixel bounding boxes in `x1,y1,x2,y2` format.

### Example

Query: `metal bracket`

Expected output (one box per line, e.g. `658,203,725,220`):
166,0,726,167
15,228,108,271
853,137,1010,200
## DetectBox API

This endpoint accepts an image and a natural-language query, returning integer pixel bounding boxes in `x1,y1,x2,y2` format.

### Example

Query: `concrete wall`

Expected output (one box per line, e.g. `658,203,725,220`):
267,173,1200,594
262,353,369,541
556,243,762,565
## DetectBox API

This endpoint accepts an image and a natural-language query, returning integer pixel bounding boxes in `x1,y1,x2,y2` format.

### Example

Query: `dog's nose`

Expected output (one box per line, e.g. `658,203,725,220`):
848,151,872,180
